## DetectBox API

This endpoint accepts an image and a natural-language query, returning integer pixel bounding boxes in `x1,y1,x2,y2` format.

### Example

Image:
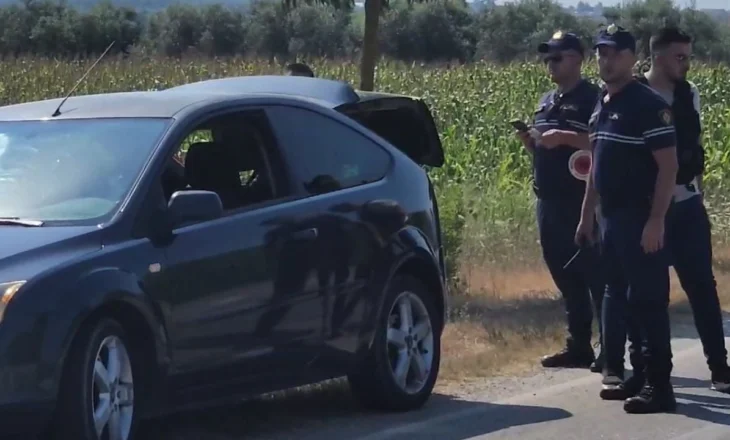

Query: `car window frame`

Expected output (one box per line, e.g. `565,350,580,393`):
262,103,394,200
131,104,303,237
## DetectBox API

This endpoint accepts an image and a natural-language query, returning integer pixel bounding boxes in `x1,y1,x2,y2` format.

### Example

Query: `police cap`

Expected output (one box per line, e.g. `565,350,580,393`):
594,24,636,52
538,31,584,55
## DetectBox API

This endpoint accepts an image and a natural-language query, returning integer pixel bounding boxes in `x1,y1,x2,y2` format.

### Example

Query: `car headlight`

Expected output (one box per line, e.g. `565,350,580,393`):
0,281,25,319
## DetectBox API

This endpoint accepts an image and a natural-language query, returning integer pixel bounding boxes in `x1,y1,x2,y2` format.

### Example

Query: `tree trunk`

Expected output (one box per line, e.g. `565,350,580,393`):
360,0,381,91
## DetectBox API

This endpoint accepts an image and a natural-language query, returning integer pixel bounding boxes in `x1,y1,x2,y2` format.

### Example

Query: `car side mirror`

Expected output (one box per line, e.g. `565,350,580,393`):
167,190,223,227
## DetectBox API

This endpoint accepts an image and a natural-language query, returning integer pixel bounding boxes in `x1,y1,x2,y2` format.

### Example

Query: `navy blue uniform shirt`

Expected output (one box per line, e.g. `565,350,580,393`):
589,80,677,216
532,79,600,201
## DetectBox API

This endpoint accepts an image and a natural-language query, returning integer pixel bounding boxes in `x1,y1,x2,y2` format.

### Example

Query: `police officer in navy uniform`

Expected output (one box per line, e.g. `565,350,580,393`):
577,25,678,413
601,27,730,394
516,31,605,372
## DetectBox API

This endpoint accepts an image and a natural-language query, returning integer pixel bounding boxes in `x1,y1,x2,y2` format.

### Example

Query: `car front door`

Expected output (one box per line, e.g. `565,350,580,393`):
146,108,325,391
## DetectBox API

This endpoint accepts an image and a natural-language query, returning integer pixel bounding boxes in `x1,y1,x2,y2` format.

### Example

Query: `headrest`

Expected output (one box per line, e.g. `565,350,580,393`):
184,141,241,190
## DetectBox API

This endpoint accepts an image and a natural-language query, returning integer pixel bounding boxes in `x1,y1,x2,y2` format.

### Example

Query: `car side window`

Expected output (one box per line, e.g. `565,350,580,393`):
265,106,391,196
162,109,289,213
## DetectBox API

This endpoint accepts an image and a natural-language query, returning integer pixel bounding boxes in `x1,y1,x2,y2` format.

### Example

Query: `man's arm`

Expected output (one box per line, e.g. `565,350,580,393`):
554,131,591,150
691,82,704,192
650,147,679,220
643,105,679,220
518,131,536,154
580,159,599,224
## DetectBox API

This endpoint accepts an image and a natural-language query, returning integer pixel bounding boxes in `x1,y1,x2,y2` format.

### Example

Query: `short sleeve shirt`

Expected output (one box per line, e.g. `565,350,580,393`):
532,79,600,201
589,80,678,216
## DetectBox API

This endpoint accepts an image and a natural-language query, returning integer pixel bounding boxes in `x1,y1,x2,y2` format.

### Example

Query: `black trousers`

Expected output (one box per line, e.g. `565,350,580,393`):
603,195,728,376
537,197,605,349
600,206,673,385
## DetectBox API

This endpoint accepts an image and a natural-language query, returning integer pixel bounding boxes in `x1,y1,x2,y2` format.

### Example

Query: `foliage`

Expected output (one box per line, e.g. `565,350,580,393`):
0,0,729,64
3,56,730,277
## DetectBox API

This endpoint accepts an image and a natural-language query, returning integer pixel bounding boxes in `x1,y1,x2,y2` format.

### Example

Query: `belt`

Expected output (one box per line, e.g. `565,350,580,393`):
673,177,700,202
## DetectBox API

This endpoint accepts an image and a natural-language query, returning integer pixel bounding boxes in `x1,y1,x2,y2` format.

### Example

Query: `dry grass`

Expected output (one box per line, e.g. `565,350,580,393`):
439,244,730,385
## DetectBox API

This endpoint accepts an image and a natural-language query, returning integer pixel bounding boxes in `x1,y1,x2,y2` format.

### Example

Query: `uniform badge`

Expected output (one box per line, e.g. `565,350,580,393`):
552,30,563,40
609,112,620,120
561,104,578,111
659,109,673,125
606,24,618,35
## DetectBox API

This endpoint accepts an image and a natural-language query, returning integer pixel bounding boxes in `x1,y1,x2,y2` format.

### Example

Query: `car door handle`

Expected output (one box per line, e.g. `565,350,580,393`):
291,227,318,241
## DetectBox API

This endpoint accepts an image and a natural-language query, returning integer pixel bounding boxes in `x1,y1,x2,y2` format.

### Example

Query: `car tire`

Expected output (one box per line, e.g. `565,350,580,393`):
50,317,140,440
348,274,442,412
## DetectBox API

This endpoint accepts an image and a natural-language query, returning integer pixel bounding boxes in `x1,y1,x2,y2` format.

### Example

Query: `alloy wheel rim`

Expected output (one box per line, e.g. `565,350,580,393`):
91,335,134,440
386,291,434,394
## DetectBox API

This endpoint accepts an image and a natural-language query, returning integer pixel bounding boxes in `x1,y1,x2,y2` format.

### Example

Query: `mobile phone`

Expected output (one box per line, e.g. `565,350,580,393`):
510,119,529,132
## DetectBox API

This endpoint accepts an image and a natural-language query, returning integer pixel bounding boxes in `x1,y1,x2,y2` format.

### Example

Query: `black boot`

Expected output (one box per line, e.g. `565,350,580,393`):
541,344,595,368
590,346,604,373
623,383,677,414
600,373,644,400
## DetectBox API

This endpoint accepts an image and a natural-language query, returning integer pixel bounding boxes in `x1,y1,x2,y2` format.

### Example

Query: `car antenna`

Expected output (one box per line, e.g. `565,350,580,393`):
51,41,116,118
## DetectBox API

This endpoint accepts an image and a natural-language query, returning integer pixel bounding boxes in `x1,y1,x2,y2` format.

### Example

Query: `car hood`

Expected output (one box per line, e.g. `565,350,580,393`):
0,225,102,282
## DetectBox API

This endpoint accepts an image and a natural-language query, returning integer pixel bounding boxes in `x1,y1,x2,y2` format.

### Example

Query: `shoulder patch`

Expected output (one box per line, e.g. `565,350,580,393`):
659,108,673,125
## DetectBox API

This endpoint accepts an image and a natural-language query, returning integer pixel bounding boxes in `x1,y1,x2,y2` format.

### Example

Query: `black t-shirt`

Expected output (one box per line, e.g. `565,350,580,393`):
590,80,677,216
532,79,600,201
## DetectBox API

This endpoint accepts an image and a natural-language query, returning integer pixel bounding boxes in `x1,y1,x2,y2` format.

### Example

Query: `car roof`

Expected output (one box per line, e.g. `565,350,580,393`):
163,75,362,107
0,76,417,122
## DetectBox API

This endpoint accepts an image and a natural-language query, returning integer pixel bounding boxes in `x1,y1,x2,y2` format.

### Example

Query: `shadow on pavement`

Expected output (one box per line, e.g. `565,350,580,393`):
137,381,572,440
671,376,730,426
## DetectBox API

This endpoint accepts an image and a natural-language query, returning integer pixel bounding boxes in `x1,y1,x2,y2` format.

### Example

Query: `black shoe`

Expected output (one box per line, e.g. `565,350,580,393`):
623,384,677,414
541,346,595,368
711,364,730,393
590,350,604,373
600,374,644,400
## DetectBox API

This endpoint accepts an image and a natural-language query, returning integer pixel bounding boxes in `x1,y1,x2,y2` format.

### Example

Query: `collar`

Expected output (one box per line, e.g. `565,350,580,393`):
600,79,641,105
554,78,587,101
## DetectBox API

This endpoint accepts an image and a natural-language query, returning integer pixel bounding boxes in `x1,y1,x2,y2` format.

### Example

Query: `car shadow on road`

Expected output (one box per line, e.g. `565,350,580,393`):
137,380,572,440
670,376,730,426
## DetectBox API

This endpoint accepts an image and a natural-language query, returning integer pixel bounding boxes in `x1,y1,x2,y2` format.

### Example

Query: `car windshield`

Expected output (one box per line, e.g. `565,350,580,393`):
0,118,170,224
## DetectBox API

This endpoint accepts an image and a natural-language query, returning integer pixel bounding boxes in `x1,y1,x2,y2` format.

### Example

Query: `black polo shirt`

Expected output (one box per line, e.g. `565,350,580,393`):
589,80,677,217
532,79,600,201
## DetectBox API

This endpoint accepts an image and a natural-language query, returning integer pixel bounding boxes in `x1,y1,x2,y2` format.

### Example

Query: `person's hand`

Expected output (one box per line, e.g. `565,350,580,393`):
540,129,565,149
515,129,532,145
641,216,665,253
575,218,594,247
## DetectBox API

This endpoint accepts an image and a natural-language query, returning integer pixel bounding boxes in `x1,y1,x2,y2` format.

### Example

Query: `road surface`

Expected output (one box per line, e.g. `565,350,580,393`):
140,320,730,440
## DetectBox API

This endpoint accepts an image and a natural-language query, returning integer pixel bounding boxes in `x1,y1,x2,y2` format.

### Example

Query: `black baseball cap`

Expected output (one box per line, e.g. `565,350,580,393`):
538,31,584,55
594,24,636,52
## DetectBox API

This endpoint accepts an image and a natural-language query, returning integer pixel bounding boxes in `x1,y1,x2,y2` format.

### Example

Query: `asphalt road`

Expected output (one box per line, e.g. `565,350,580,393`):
140,320,730,440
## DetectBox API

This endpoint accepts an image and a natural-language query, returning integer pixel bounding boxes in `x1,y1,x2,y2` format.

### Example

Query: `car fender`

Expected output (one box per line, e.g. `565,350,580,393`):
358,225,445,353
47,267,170,386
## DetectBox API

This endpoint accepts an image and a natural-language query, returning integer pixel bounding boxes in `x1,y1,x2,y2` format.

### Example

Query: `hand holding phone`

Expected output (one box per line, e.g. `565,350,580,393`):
510,119,529,133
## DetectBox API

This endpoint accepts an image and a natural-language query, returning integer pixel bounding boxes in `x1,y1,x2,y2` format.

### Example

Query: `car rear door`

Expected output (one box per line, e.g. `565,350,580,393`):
337,94,448,281
263,103,397,362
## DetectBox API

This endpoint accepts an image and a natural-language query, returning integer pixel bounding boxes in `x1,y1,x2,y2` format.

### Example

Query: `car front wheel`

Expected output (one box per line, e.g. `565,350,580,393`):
52,317,139,440
348,274,442,411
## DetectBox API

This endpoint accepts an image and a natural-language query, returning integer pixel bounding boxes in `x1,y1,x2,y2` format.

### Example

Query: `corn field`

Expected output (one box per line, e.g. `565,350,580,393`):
2,56,729,268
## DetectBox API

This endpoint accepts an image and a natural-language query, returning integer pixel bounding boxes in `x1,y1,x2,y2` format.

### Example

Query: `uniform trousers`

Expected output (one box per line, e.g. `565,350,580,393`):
600,205,673,385
537,197,605,349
